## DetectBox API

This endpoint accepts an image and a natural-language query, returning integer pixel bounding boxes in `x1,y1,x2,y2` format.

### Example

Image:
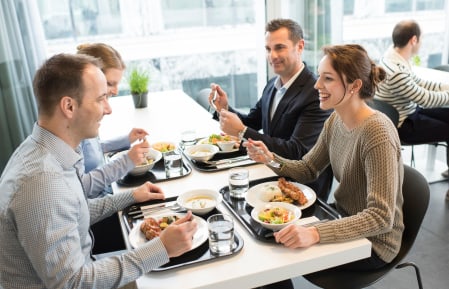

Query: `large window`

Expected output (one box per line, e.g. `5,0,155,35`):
37,0,265,111
36,0,449,110
38,0,121,40
282,0,449,69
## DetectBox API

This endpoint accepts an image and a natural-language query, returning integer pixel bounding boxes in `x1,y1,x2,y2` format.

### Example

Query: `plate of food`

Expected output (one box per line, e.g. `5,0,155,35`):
245,177,317,210
198,134,239,153
129,213,208,249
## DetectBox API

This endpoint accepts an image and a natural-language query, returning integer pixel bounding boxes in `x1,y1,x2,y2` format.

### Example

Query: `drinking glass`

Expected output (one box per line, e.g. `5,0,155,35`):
228,167,249,199
163,150,183,177
207,213,234,255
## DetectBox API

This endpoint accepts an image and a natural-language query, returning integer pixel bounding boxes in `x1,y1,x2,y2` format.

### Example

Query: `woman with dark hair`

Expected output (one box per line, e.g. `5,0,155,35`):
248,44,404,288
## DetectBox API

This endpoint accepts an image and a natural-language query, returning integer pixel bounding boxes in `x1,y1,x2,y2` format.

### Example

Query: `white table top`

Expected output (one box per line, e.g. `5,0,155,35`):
413,65,449,83
100,90,371,289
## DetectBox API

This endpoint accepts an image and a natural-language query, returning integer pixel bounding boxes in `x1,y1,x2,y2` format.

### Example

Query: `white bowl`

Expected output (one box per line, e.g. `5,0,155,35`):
251,202,301,231
151,141,176,153
177,189,223,215
184,144,219,162
111,148,162,176
216,140,237,152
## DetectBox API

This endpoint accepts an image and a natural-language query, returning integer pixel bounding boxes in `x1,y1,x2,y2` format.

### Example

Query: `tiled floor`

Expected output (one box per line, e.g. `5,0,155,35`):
293,144,449,289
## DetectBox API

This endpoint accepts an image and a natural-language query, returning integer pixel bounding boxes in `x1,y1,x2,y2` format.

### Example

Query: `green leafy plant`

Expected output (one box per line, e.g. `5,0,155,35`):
128,67,150,94
412,55,421,66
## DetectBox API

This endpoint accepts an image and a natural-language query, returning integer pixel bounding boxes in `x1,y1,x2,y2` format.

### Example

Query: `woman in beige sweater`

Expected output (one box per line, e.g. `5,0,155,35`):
246,44,404,273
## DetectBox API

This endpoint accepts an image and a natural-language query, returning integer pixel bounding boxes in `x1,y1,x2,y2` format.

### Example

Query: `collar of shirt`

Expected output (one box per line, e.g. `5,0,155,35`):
385,45,412,70
270,63,305,119
31,123,82,170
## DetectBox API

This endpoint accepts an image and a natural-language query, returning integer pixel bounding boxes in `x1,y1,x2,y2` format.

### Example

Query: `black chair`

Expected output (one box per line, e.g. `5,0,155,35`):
303,165,429,289
370,99,399,127
369,99,446,168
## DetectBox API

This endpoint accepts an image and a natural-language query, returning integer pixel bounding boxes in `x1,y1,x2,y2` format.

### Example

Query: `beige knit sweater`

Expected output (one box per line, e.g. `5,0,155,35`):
272,111,404,263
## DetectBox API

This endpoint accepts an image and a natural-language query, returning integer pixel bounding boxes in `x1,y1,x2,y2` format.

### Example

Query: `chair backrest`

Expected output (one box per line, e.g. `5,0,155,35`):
395,165,430,260
369,99,399,127
303,165,430,288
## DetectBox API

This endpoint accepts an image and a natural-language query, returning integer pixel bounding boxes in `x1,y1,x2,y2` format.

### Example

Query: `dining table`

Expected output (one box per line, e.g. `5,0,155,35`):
99,90,372,289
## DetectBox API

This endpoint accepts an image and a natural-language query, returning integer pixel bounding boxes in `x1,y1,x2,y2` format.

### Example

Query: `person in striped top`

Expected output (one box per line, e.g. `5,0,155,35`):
375,19,449,179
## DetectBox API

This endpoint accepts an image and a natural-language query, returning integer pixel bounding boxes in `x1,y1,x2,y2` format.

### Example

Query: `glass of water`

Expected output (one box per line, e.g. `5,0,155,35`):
207,213,234,255
228,167,249,199
163,150,183,177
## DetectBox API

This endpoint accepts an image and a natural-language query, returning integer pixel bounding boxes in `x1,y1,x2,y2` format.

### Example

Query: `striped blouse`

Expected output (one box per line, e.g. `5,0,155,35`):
376,46,449,127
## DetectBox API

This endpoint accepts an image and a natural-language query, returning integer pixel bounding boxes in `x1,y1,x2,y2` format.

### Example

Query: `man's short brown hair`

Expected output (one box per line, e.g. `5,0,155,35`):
33,53,102,117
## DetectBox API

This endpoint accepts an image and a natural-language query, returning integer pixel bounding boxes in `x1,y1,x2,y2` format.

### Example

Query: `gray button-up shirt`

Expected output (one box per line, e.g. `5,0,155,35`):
0,124,169,289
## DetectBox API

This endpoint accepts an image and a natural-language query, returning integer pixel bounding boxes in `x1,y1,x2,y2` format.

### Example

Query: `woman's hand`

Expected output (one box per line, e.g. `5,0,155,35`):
243,138,274,164
128,128,149,143
127,138,150,166
273,224,320,248
132,181,165,203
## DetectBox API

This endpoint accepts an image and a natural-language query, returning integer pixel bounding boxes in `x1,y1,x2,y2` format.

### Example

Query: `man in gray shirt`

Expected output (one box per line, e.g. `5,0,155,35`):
0,53,197,288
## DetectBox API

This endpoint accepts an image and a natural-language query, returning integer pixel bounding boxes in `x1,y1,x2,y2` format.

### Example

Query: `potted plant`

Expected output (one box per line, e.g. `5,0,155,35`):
128,66,150,108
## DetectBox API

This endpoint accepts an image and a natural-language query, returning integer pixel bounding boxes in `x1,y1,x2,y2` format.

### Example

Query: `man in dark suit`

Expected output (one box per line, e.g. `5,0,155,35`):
209,18,333,202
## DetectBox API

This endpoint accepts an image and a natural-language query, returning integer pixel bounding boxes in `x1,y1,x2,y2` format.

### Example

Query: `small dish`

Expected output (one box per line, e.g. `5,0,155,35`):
152,141,176,153
177,189,223,215
217,140,237,152
251,202,301,231
184,144,219,162
111,148,162,176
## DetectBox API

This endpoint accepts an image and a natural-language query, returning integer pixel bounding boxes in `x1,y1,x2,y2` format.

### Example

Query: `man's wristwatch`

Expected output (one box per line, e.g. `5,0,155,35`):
238,126,247,141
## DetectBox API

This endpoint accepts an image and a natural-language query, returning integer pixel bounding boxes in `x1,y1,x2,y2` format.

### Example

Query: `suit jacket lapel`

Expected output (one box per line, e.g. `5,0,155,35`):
263,85,277,134
270,67,310,131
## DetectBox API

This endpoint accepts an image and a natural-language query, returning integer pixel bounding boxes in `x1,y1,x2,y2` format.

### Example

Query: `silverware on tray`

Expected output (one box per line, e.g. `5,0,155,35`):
200,155,250,166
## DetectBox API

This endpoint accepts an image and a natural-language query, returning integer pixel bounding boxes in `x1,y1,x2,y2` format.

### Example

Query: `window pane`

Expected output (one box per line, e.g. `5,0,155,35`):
344,0,355,15
385,0,412,12
38,0,121,40
38,0,73,39
416,0,444,10
37,0,265,112
286,0,449,72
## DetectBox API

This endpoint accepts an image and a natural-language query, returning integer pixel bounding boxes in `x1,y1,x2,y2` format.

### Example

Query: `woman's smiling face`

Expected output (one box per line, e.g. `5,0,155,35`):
314,55,349,111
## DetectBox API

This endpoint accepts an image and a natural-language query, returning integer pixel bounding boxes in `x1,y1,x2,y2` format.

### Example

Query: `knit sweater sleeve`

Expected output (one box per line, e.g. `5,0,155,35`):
272,112,404,263
317,113,404,262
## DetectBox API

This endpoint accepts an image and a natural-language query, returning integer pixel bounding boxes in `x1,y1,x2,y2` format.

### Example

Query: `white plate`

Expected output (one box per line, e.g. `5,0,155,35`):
129,213,208,249
197,138,239,154
245,181,317,210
